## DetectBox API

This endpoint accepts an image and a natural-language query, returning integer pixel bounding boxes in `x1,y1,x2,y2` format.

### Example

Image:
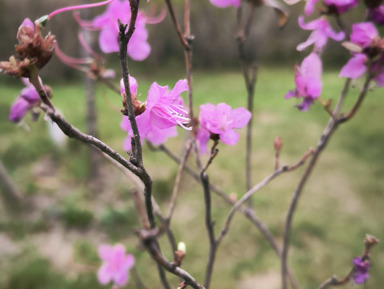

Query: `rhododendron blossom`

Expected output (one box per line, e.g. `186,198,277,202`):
367,5,384,25
303,0,358,16
76,0,163,61
324,0,358,14
120,77,189,151
352,257,370,284
196,103,251,154
339,22,384,86
9,78,48,122
285,53,322,111
297,16,345,52
97,243,134,286
209,0,241,8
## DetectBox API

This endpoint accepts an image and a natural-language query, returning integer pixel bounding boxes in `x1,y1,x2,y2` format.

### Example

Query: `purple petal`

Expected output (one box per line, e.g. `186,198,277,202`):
97,264,112,285
220,129,239,145
285,90,298,99
123,135,132,151
304,0,321,15
301,53,322,80
367,6,384,24
20,18,34,29
339,54,367,79
98,26,119,53
326,27,345,42
123,254,135,270
146,82,168,109
209,0,241,8
350,22,378,48
113,270,128,287
305,77,322,98
166,79,188,100
120,76,138,96
9,97,30,122
298,16,323,30
231,107,252,129
196,128,211,154
112,244,126,259
128,16,150,61
146,126,177,146
20,86,39,103
98,244,113,261
136,110,152,138
374,67,384,87
297,98,314,111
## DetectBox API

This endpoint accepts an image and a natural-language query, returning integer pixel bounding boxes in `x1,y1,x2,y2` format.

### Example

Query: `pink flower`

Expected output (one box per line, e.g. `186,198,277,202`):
77,0,164,61
209,0,241,8
9,78,44,122
304,0,321,16
339,22,384,86
367,6,384,25
120,77,190,150
285,53,322,111
297,16,345,52
350,22,379,48
97,243,134,287
196,103,251,154
304,0,358,16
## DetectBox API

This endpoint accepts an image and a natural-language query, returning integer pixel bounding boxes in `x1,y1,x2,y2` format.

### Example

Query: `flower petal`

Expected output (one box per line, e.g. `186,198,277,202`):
97,264,112,285
231,108,252,129
220,129,239,145
339,54,367,79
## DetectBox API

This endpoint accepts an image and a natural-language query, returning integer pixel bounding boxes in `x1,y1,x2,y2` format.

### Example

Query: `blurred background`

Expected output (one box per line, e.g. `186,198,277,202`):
0,1,383,289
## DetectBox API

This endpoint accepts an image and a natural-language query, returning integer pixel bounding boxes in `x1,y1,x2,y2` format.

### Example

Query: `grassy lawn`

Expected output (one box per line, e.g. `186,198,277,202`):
0,68,383,289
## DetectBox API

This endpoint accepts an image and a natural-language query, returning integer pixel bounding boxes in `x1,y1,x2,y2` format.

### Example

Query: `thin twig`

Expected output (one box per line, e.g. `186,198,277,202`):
236,3,258,207
164,0,190,49
159,144,302,289
200,172,216,289
41,104,140,175
118,1,142,165
317,235,378,289
217,148,315,245
166,141,193,220
281,76,370,289
138,229,205,289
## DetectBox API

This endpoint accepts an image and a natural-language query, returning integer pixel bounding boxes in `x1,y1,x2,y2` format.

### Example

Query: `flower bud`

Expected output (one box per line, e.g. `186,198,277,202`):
274,136,282,152
177,242,186,254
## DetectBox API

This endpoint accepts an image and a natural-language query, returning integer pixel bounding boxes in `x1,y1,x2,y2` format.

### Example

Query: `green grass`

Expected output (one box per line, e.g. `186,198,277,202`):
0,68,383,289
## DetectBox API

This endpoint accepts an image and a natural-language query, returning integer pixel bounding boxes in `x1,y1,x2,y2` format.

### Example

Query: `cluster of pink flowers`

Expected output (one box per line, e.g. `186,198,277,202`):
120,76,190,150
339,22,384,86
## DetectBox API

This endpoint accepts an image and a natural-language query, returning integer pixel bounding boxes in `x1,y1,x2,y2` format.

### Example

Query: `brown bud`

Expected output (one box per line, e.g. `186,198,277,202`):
229,193,237,203
364,234,379,249
274,136,282,152
174,250,186,267
1,20,55,77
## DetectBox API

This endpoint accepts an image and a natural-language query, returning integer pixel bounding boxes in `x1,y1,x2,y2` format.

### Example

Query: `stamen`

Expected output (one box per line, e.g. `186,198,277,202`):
54,42,93,65
73,11,100,31
78,33,104,61
48,0,113,19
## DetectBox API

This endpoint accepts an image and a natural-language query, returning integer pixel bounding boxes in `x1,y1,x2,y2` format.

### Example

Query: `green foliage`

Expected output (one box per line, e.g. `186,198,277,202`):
61,204,94,229
4,253,66,289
